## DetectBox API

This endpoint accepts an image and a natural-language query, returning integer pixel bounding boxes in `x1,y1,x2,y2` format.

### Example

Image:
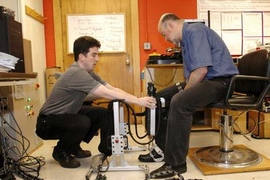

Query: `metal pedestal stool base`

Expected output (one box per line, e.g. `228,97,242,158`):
194,112,261,168
194,145,261,168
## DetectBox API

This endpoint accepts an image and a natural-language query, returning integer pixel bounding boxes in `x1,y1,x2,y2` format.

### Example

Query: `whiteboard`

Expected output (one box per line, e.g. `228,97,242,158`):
67,13,126,54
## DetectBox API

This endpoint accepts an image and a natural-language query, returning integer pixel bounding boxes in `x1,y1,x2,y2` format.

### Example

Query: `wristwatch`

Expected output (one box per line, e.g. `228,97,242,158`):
175,82,183,91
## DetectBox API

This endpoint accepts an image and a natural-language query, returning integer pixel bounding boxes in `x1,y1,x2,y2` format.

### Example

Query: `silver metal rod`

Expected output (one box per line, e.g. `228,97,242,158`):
219,114,233,152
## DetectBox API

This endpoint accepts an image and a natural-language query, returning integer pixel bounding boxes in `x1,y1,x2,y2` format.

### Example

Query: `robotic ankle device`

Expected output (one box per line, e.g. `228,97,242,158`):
86,99,153,180
86,82,184,180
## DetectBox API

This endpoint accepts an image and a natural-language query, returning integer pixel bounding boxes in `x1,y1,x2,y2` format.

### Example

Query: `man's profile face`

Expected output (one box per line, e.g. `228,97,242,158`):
79,47,99,72
160,21,179,45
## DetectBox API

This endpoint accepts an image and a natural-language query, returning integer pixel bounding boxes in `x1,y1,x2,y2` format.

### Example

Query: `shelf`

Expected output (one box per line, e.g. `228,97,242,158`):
0,72,38,86
0,72,37,80
25,5,45,24
146,64,183,68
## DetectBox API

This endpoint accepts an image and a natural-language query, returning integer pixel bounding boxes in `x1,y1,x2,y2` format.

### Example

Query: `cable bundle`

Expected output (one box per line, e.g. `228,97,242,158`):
0,95,44,179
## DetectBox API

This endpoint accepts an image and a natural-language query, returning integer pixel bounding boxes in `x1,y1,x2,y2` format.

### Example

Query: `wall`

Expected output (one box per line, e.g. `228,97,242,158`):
42,0,55,67
198,0,270,55
0,0,19,21
20,0,46,105
1,0,197,101
138,0,197,70
43,0,197,71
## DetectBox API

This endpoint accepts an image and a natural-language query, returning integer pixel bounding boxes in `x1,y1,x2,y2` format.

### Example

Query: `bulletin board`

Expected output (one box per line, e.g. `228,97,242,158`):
197,0,270,56
66,13,126,54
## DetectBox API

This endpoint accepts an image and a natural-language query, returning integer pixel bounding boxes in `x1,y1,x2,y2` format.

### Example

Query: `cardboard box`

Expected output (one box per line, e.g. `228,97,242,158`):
23,39,33,73
46,67,61,97
248,110,270,139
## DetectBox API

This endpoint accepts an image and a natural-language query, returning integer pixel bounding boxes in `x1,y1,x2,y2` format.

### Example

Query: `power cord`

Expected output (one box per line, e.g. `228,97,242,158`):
146,67,178,88
0,94,44,180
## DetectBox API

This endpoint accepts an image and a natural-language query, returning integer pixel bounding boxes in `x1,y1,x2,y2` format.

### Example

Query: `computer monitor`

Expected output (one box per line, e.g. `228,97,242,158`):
184,19,207,26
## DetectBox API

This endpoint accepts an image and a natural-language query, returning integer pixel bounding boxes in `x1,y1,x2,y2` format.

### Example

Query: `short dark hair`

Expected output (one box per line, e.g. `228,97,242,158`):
73,36,101,62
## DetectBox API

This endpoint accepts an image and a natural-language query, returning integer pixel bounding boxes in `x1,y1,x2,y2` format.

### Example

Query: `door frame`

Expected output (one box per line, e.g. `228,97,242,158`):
52,0,143,116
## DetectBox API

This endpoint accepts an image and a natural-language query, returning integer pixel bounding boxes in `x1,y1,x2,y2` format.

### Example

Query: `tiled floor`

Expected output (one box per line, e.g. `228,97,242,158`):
19,125,270,180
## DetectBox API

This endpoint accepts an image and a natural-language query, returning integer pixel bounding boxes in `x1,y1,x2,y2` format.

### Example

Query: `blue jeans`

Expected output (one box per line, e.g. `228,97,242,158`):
164,77,230,166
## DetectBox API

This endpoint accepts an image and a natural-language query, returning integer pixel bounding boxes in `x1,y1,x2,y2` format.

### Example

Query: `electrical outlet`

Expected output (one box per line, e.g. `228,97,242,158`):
144,42,151,50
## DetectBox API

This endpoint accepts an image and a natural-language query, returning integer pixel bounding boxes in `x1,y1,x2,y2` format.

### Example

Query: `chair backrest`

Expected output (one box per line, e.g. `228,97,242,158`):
235,49,270,96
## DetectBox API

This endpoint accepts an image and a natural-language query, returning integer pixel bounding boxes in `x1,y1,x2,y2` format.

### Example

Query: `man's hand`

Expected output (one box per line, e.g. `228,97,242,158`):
138,96,157,109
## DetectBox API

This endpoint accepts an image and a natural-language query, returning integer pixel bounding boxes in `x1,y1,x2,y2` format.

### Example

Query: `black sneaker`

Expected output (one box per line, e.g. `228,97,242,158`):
138,145,164,162
52,150,81,168
150,162,187,179
75,149,91,158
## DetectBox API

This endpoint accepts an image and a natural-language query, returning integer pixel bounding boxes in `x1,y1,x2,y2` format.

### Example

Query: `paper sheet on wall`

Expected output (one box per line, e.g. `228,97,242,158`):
222,30,242,55
209,12,221,31
221,12,242,30
263,12,270,36
243,12,262,36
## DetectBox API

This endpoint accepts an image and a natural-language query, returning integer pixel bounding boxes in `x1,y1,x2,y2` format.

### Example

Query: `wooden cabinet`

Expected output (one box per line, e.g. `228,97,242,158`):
143,65,247,132
204,108,247,132
143,64,184,92
0,18,25,72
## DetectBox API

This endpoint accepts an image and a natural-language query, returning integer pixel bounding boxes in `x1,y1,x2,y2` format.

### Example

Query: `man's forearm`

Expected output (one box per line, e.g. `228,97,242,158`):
184,67,208,89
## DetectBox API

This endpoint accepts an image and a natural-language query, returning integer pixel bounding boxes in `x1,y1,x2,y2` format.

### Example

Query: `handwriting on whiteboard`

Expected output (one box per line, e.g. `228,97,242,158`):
67,14,126,53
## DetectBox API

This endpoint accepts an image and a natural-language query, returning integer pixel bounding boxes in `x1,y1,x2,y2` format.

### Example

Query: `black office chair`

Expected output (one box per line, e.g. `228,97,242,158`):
194,49,270,168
